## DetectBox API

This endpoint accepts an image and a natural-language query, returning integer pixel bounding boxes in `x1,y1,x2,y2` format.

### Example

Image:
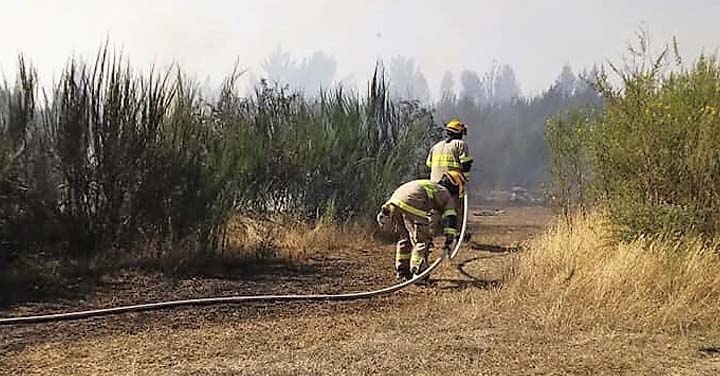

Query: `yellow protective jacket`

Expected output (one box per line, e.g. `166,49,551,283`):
426,139,473,182
384,180,458,237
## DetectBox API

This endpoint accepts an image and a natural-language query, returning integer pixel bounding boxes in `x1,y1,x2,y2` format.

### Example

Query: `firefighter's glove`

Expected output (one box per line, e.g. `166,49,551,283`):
376,206,391,228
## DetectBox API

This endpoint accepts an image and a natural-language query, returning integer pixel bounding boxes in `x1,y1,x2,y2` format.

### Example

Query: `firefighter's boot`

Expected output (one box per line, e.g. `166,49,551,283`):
395,238,412,281
409,224,432,285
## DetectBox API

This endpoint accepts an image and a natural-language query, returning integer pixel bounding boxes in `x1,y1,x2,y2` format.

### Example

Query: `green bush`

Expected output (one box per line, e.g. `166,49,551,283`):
597,54,720,239
547,35,720,240
545,109,596,223
0,50,434,271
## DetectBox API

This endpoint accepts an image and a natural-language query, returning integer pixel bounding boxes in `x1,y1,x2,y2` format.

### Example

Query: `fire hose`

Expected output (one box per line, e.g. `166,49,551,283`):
0,196,469,326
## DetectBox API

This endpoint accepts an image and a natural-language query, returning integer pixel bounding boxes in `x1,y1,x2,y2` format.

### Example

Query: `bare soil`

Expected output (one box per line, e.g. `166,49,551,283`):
2,206,719,375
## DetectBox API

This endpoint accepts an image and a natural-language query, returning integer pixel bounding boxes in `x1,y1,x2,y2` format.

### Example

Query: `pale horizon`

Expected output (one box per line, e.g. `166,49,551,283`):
1,0,719,97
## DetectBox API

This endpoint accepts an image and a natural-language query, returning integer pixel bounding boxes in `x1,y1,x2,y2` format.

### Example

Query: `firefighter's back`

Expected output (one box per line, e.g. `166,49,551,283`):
428,139,467,182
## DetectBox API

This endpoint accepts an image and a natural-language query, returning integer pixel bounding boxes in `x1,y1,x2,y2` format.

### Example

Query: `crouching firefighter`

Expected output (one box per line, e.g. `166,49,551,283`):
376,171,466,281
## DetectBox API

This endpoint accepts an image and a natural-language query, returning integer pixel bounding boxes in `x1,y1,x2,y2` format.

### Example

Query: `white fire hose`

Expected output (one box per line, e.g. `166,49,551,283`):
0,195,468,326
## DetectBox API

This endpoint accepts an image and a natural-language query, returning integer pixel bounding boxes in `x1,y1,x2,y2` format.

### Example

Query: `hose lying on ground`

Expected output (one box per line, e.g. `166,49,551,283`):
0,196,468,326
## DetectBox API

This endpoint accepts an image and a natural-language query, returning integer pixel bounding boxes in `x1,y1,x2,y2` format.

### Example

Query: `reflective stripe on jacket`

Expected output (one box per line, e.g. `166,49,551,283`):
385,180,457,235
426,139,473,182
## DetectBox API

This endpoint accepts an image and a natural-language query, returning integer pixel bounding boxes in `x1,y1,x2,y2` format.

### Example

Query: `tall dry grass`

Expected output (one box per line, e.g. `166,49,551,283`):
503,212,720,333
222,216,367,263
114,216,368,278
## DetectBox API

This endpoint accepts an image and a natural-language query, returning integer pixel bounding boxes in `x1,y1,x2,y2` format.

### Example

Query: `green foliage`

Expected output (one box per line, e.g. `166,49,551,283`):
547,34,720,240
0,51,433,268
213,67,434,219
545,109,596,223
597,53,720,239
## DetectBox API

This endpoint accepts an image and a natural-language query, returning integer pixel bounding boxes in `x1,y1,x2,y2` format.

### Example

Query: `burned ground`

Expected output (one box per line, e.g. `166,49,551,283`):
1,206,718,375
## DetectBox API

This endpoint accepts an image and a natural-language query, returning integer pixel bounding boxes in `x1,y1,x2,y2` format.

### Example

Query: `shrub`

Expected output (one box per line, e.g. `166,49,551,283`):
547,34,720,239
0,49,434,275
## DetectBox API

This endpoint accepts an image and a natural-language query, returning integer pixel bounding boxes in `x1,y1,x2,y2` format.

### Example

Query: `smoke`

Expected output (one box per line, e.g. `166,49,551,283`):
3,0,719,97
1,0,718,193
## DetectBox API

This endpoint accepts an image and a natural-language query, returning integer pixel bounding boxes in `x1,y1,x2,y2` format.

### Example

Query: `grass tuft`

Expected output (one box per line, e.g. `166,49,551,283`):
503,212,720,333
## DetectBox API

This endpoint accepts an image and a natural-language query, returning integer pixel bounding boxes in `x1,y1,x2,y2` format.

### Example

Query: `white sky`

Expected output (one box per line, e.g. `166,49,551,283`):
1,0,719,96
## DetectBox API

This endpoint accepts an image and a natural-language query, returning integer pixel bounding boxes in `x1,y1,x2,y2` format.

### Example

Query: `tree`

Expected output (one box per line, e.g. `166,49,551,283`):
295,51,337,91
480,62,522,105
492,64,521,104
575,64,601,94
440,71,455,98
438,63,603,193
555,65,577,97
459,69,484,106
262,47,294,84
260,47,338,95
388,56,431,102
438,71,457,116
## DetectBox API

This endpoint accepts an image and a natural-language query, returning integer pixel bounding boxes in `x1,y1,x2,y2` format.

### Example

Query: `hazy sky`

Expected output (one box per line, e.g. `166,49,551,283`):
1,0,719,96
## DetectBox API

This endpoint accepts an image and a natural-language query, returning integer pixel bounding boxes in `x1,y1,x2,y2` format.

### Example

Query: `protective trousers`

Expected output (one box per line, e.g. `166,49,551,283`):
395,214,432,276
429,195,464,236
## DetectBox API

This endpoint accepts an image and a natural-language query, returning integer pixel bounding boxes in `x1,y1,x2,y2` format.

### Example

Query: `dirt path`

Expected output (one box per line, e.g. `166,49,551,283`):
2,206,718,375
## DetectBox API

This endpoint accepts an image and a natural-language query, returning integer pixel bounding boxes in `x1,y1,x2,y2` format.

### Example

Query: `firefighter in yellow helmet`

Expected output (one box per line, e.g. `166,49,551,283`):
376,171,465,281
426,119,473,235
427,119,473,181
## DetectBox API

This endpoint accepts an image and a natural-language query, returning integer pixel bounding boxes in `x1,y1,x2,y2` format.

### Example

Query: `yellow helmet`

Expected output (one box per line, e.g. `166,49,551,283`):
442,170,466,194
445,119,467,135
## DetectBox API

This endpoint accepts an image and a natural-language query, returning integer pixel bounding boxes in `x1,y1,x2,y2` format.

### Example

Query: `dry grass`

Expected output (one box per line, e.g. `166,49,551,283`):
502,212,720,333
9,296,717,376
5,207,720,375
225,216,368,263
77,216,371,279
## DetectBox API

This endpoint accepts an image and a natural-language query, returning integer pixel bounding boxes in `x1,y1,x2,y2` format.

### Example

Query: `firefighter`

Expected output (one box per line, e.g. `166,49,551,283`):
426,119,473,236
376,171,465,281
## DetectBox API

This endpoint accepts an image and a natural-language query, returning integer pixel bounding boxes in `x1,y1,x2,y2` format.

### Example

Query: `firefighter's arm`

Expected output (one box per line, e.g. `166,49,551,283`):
459,143,473,179
376,203,392,227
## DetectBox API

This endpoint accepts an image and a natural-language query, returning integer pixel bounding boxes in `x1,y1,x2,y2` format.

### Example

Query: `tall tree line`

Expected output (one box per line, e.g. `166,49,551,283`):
436,64,602,194
202,48,606,193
